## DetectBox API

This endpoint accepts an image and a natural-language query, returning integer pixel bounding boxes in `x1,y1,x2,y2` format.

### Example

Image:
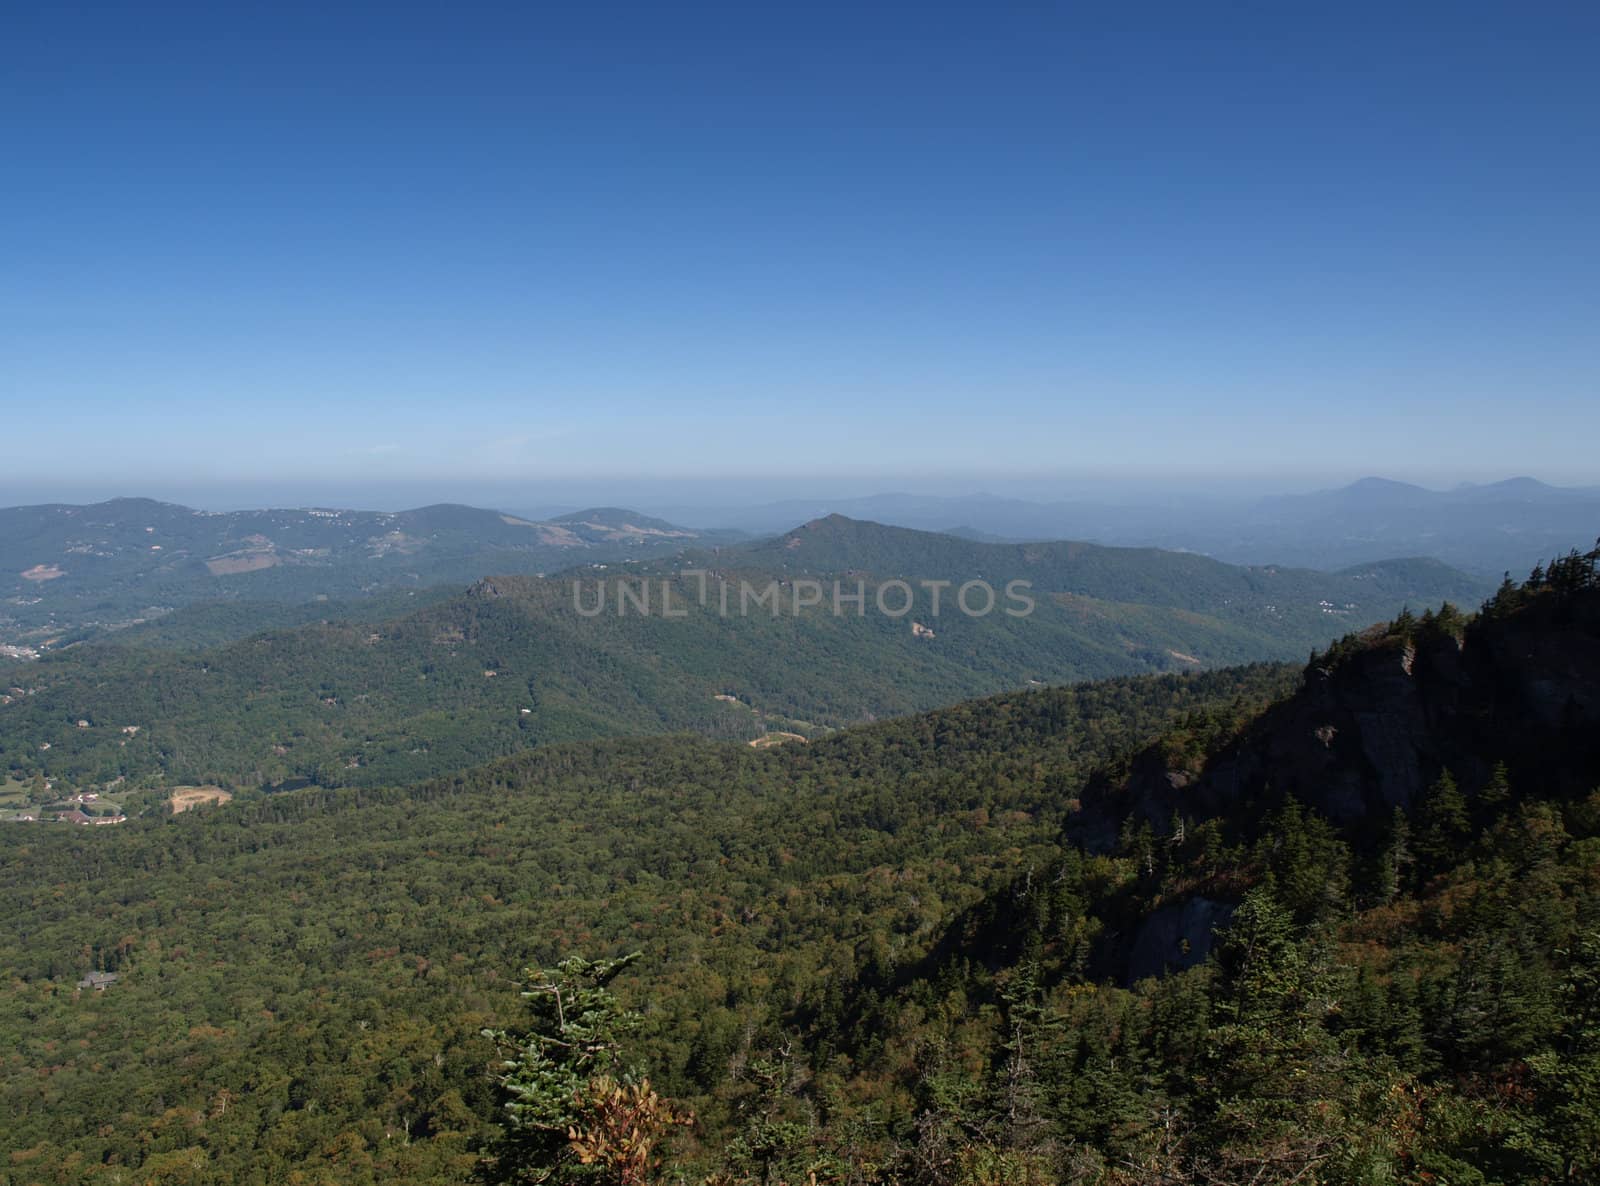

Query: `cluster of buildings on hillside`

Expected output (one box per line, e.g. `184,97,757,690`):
8,792,129,826
11,808,127,825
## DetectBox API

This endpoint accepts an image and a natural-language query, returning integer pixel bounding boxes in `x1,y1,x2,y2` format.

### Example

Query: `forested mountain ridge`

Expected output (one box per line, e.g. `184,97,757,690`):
1,519,1489,797
1069,567,1600,851
704,513,1490,664
0,497,742,648
721,513,1480,615
899,556,1600,997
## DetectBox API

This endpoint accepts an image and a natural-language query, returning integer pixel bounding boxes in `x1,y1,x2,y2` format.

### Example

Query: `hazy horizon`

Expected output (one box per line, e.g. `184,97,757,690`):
2,470,1597,520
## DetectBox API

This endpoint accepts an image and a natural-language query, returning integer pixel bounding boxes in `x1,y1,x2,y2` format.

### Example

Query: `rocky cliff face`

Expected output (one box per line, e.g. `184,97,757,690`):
1062,589,1600,982
1125,896,1235,983
1072,591,1600,856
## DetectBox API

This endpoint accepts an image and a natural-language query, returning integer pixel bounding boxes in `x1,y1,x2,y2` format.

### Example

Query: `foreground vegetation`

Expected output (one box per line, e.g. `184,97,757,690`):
1,664,1293,1183
1,546,1595,1184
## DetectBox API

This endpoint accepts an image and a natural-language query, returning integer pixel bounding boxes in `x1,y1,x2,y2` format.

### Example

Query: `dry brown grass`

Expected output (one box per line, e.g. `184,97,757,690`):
170,785,232,813
749,732,807,749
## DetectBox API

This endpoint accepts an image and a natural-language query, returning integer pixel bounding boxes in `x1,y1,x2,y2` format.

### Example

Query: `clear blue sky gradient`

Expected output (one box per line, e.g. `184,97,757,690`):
3,2,1598,492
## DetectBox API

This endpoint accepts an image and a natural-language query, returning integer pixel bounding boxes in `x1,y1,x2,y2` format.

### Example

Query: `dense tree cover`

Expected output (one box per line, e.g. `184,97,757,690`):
778,775,1600,1184
2,559,1593,1185
84,588,462,652
722,571,1600,1184
0,664,1293,1184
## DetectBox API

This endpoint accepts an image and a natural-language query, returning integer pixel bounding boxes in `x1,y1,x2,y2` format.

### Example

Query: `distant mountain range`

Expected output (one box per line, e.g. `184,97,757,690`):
7,477,1587,652
648,476,1600,576
1232,477,1600,572
0,498,744,648
0,515,1490,793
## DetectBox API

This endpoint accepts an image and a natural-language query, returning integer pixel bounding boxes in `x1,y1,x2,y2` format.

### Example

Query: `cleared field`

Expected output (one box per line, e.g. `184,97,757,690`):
749,731,807,749
169,785,232,813
204,552,280,576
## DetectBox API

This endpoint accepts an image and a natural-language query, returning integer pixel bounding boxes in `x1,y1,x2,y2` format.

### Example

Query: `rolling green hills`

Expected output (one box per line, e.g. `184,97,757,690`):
0,518,1489,795
0,497,742,648
715,513,1485,634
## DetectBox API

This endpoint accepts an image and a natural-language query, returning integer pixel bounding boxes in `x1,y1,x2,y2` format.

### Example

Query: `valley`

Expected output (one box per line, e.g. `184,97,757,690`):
0,515,1489,802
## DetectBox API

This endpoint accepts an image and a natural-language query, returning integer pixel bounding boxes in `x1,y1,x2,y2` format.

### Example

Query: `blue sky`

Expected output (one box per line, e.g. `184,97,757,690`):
3,2,1598,498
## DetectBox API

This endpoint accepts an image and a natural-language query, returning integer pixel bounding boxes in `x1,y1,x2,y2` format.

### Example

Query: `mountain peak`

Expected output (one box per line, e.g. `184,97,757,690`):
554,507,686,532
1452,476,1557,502
799,512,858,530
1341,476,1432,498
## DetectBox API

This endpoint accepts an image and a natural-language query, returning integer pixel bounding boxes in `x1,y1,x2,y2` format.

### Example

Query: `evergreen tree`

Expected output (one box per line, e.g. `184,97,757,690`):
1370,807,1411,906
1391,606,1418,639
1193,886,1352,1183
1484,572,1521,618
1433,601,1466,636
1414,770,1472,879
1259,799,1349,924
482,954,688,1185
1530,931,1600,1179
1477,760,1512,818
